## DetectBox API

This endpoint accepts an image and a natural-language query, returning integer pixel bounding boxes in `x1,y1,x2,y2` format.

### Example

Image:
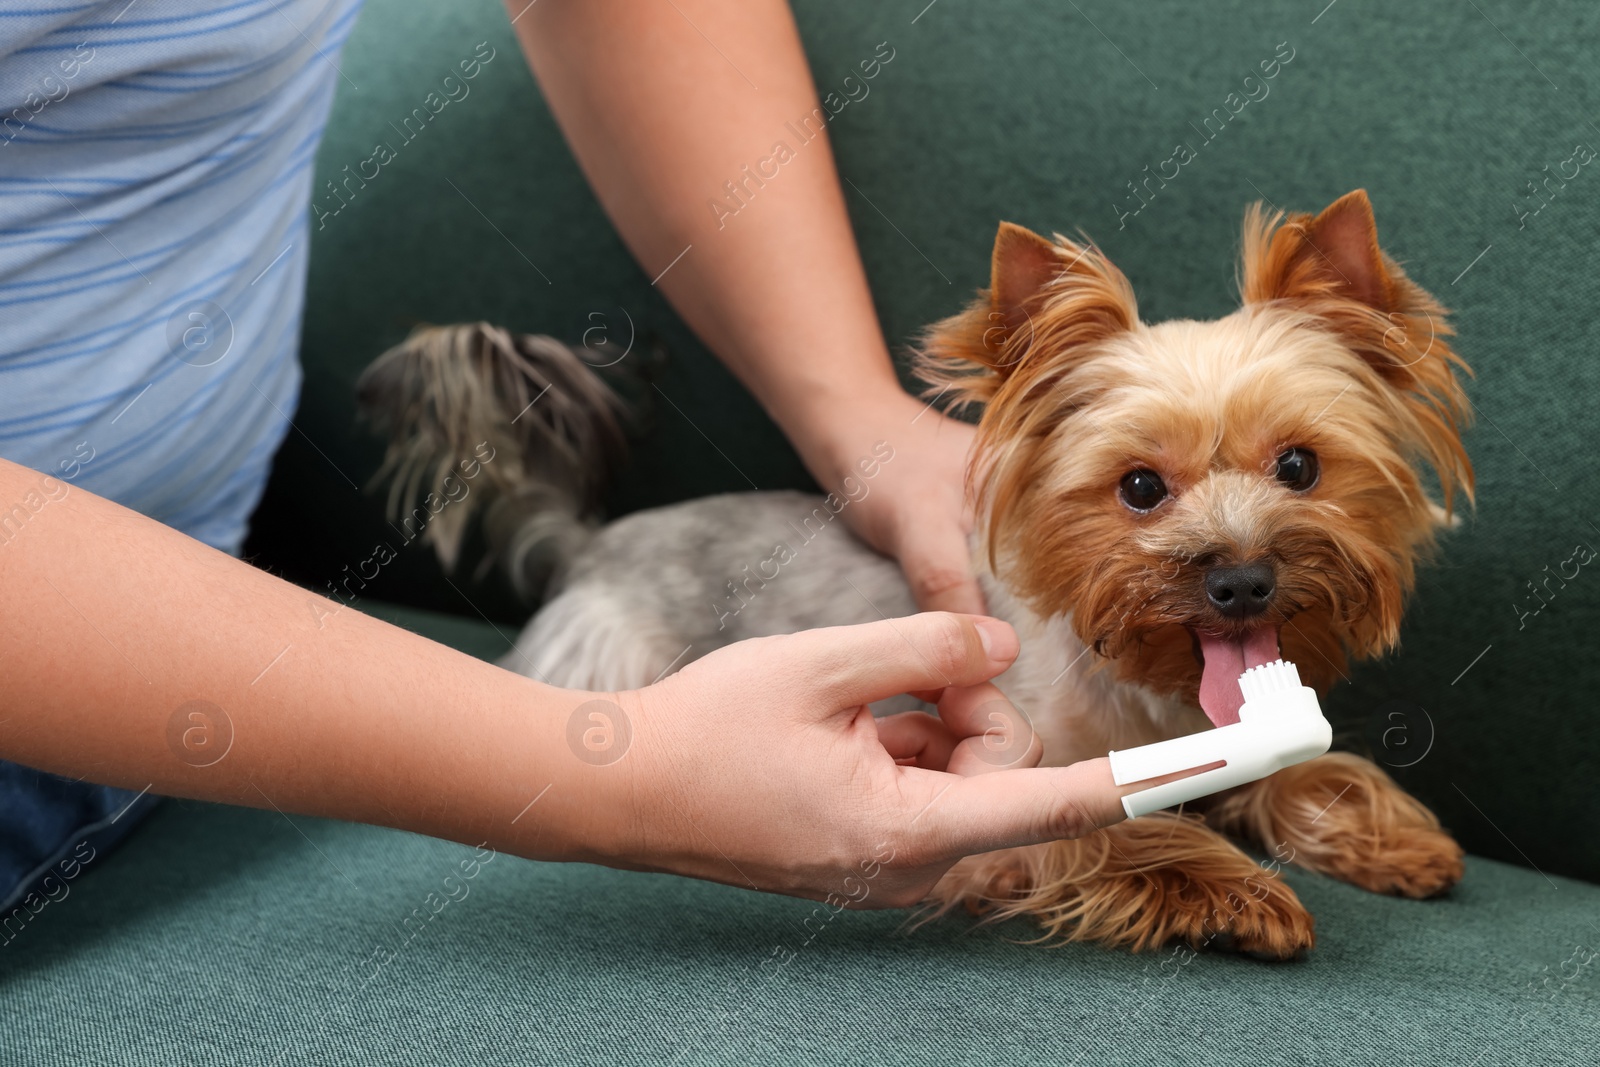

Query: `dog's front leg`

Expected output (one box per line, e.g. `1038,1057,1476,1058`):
928,813,1316,958
1206,752,1464,898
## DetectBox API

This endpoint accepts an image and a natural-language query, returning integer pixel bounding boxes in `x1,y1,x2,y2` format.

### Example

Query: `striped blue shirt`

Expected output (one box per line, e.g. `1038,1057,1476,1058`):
0,0,364,916
0,0,363,553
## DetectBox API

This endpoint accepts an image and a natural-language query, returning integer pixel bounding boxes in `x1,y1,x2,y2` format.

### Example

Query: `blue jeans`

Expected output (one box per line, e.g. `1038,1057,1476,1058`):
0,764,157,917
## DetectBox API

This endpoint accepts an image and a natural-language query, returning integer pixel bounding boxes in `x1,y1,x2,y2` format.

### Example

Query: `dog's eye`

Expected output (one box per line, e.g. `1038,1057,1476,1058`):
1274,447,1319,492
1119,469,1168,512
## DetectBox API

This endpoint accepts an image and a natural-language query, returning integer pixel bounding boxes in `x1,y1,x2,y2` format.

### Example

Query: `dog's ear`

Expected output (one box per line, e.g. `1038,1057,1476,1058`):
985,222,1139,376
1241,190,1476,512
989,222,1065,355
918,222,1137,406
1241,189,1396,312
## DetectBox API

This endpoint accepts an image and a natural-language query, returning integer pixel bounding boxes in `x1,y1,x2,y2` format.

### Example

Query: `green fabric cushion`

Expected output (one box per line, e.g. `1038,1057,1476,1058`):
4,604,1597,1065
244,0,1600,887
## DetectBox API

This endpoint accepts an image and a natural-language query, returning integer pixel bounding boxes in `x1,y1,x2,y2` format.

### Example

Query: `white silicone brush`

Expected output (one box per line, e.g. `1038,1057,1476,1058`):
1107,659,1333,818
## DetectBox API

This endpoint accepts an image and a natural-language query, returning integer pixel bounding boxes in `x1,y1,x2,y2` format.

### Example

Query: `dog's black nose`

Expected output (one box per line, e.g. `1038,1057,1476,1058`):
1205,562,1276,619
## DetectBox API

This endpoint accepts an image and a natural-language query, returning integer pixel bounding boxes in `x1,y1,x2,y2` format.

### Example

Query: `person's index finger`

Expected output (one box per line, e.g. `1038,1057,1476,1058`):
895,525,989,616
793,613,1019,712
904,757,1225,861
916,579,989,617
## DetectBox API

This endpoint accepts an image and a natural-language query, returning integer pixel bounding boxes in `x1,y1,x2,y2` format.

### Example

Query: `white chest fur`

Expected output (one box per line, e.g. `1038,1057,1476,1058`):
978,569,1207,767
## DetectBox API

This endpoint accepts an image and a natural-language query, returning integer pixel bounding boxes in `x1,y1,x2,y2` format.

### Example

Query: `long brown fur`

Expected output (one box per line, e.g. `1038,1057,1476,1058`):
929,815,1317,957
919,192,1471,957
1207,752,1464,898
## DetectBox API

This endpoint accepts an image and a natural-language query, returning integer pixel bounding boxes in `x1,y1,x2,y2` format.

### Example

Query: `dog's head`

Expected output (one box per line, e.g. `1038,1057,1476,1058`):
919,191,1472,725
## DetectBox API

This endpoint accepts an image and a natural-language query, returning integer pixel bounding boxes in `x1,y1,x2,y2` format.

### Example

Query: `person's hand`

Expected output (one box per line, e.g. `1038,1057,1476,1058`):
807,388,989,617
574,613,1162,907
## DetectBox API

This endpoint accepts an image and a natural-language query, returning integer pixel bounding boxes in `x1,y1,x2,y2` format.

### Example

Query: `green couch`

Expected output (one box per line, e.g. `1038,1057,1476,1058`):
6,0,1598,1062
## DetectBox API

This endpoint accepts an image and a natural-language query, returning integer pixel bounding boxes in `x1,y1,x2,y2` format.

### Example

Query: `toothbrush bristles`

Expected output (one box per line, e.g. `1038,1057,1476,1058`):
1238,658,1302,704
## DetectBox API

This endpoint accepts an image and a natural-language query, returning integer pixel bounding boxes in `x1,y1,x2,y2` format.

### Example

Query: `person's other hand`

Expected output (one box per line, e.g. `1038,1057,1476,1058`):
810,390,988,617
576,614,1161,907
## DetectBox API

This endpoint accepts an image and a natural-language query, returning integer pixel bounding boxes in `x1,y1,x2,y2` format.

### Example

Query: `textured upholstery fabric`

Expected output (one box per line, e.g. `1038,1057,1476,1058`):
2,608,1597,1065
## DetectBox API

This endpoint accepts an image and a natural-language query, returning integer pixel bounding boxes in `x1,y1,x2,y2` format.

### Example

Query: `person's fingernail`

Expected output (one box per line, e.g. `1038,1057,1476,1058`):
974,618,1018,662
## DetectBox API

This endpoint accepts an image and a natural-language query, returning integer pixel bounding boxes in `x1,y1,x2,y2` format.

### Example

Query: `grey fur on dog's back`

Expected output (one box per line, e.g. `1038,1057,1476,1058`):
506,490,917,692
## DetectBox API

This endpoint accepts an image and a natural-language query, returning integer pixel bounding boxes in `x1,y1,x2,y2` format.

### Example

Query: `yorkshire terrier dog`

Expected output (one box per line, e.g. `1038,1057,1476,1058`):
359,190,1470,958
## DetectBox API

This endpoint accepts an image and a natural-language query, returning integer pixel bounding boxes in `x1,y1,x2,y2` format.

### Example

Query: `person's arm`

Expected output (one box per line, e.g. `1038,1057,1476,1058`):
0,459,611,863
508,0,986,615
0,460,1196,904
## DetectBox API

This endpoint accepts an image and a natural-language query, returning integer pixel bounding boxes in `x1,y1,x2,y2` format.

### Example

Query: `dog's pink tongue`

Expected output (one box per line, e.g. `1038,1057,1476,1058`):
1197,628,1281,727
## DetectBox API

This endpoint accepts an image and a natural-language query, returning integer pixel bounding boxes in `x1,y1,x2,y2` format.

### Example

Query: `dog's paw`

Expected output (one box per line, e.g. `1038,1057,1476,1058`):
1151,865,1316,960
930,816,1316,960
1208,752,1466,901
1322,824,1464,898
